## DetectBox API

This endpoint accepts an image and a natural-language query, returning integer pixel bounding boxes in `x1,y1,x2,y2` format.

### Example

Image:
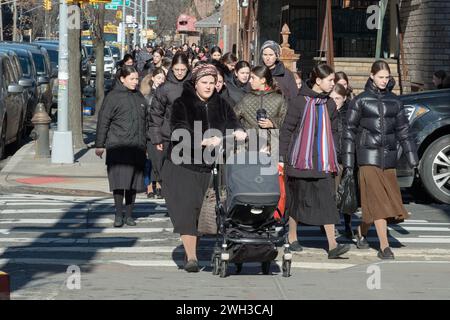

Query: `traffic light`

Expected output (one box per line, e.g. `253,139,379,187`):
43,0,52,11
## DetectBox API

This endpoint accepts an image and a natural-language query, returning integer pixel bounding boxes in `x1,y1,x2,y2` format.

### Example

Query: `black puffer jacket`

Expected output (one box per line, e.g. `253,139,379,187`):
148,69,192,144
271,61,298,99
95,81,147,166
169,81,243,173
226,74,251,107
342,78,419,169
279,83,338,179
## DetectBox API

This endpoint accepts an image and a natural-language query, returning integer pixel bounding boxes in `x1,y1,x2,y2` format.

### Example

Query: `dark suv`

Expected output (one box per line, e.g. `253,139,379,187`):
397,88,450,203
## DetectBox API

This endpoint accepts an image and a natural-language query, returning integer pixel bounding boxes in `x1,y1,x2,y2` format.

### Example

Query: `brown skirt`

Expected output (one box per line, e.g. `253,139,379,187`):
359,166,409,224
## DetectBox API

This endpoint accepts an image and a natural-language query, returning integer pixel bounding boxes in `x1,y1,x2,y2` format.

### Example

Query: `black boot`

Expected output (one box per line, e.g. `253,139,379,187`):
124,214,136,226
114,213,124,228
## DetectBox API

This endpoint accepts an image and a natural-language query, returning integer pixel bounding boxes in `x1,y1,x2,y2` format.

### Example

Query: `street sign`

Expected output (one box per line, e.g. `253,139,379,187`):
111,0,130,5
105,4,117,10
147,16,158,21
126,23,138,28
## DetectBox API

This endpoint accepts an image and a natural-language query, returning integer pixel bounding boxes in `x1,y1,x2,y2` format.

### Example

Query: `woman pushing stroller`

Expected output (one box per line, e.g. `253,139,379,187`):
162,64,247,272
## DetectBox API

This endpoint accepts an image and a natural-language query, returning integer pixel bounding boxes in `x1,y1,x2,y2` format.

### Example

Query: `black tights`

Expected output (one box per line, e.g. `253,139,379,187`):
344,214,352,230
113,189,136,217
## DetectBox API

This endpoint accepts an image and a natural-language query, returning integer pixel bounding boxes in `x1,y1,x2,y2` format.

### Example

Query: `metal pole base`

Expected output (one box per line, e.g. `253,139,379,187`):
51,131,74,164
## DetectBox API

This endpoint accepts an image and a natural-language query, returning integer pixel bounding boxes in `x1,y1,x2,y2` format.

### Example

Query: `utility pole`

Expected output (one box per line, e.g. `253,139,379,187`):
13,0,17,41
140,0,144,47
0,2,3,41
133,0,137,46
145,0,148,31
121,0,126,58
52,0,74,164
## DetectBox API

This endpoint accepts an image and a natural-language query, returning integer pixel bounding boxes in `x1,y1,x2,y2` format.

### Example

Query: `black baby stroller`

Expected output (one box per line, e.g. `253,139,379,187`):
210,151,292,278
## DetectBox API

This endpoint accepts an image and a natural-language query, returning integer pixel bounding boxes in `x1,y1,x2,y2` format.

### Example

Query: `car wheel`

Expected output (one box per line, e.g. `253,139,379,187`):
420,135,450,204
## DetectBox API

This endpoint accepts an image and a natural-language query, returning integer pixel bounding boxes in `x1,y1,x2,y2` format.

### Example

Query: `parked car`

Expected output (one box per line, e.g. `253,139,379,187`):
0,48,28,133
84,44,116,78
1,43,54,114
0,52,25,159
109,45,121,63
33,42,59,108
397,88,450,203
0,46,38,129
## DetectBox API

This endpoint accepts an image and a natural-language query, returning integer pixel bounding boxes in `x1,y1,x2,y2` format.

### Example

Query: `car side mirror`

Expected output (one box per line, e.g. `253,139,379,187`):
18,78,33,88
37,76,50,85
8,84,24,94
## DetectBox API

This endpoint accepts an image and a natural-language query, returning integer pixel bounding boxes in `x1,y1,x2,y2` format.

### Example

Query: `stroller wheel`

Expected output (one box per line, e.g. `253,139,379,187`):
220,261,228,278
282,259,291,278
235,263,243,274
261,261,271,275
212,256,220,275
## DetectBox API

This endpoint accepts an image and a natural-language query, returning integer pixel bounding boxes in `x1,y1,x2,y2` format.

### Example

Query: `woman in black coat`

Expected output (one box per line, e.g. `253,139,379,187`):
140,68,166,198
342,60,419,260
329,83,353,238
148,52,191,180
95,66,147,227
225,60,251,107
279,64,350,259
162,64,246,272
260,40,298,99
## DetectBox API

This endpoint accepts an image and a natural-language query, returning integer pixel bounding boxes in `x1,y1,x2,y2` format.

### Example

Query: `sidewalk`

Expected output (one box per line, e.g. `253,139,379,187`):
0,118,111,197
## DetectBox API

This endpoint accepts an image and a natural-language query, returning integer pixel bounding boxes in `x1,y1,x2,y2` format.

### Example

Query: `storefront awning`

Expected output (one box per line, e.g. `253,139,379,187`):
195,11,221,28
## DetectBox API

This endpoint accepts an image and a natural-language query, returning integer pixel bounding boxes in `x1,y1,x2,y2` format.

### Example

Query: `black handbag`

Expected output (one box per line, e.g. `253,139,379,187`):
336,168,358,214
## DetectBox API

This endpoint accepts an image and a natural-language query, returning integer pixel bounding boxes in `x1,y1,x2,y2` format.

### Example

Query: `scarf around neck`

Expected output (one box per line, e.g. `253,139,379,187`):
290,96,339,173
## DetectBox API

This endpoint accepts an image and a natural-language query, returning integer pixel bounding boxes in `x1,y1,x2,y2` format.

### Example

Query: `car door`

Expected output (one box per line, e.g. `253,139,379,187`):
2,58,20,141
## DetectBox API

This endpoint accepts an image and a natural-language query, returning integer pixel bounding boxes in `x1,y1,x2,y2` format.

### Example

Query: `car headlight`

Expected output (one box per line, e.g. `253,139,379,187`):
404,105,430,123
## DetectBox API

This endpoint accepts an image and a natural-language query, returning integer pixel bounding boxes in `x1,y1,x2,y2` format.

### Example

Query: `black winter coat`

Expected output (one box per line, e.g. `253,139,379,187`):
95,81,147,167
148,69,192,144
169,81,243,173
342,78,419,169
271,61,298,99
226,74,251,107
279,83,338,179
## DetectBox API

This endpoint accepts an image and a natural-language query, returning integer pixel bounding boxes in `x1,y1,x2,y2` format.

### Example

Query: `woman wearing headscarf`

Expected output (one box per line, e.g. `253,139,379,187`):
162,64,247,272
260,40,298,99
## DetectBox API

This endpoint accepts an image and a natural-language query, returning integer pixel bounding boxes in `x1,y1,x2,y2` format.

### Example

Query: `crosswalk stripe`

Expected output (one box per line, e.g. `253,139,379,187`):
0,258,355,270
0,208,167,214
0,225,448,234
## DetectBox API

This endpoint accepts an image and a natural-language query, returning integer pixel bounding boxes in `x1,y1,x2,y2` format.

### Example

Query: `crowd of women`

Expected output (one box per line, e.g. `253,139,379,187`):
95,40,418,272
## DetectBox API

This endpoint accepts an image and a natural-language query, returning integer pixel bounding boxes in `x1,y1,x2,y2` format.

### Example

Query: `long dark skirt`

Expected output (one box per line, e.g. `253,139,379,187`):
107,163,145,192
287,175,340,226
147,142,166,183
161,160,211,236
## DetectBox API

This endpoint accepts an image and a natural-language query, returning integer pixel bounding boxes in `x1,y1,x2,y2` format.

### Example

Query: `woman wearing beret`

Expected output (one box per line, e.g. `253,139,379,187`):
162,64,247,272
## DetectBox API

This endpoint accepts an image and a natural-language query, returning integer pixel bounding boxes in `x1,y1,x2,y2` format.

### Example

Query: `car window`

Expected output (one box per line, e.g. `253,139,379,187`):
47,49,58,65
2,59,13,87
32,53,46,74
85,46,93,57
104,47,112,57
18,56,30,77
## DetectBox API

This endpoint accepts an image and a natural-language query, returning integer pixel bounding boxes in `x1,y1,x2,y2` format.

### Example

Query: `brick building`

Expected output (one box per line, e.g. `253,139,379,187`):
399,0,450,90
219,0,450,93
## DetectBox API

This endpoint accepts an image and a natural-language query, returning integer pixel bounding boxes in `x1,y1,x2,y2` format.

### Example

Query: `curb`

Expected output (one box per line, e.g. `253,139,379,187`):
0,141,110,197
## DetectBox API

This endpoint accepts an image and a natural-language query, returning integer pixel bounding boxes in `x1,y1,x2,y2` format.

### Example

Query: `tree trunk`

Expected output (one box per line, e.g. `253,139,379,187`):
68,10,85,149
94,4,106,115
